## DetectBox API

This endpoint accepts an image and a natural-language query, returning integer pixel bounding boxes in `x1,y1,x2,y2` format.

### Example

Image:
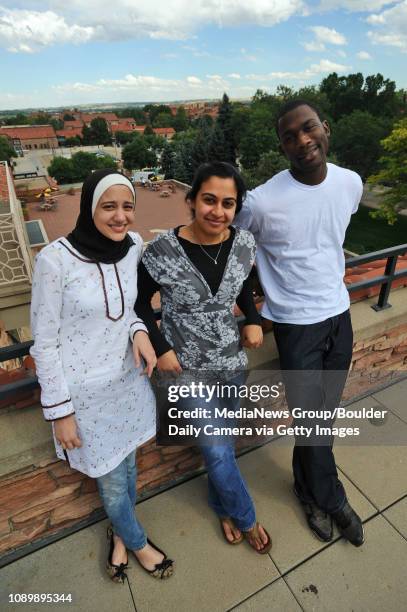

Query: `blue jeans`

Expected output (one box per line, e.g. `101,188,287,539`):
177,373,256,531
201,443,256,531
96,452,146,550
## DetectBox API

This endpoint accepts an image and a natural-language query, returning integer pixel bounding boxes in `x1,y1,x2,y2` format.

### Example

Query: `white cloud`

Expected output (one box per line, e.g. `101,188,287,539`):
318,1,395,11
357,50,372,59
367,1,407,52
0,8,95,52
228,73,241,79
302,25,346,53
186,76,202,85
309,25,347,45
303,40,326,52
47,72,257,107
246,58,350,81
240,48,258,62
0,1,307,52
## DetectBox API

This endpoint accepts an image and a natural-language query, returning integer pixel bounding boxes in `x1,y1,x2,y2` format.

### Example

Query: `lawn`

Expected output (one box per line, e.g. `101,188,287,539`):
344,205,407,255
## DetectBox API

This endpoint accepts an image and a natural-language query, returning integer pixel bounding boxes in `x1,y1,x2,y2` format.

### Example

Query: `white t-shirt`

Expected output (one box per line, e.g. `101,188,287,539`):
236,163,363,324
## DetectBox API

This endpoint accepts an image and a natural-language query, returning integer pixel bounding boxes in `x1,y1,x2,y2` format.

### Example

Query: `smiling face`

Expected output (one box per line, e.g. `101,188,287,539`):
278,104,330,183
189,176,237,241
93,184,135,241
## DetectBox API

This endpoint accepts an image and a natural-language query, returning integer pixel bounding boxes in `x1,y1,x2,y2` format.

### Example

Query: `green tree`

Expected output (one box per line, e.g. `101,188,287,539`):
144,104,172,124
208,123,228,162
171,132,195,184
215,93,236,165
48,152,116,184
117,107,146,124
115,131,134,145
64,136,82,147
363,74,398,117
242,150,289,189
368,118,407,223
0,136,17,163
172,106,189,132
320,72,364,120
190,119,212,172
160,142,176,179
153,112,174,128
31,113,51,125
48,157,76,183
82,118,112,146
71,151,116,180
238,90,280,170
50,118,64,131
4,113,30,125
144,133,166,153
63,113,75,121
330,110,391,180
122,135,156,170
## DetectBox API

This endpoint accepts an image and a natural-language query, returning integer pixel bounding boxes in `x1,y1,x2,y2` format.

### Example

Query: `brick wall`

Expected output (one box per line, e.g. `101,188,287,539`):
0,163,10,204
1,320,406,561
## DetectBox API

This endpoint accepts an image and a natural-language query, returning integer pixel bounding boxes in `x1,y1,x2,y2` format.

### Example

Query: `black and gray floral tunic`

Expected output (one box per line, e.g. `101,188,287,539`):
142,227,256,371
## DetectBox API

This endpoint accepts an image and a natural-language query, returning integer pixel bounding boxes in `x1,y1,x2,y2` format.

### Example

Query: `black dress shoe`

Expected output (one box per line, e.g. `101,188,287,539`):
331,501,365,547
294,489,333,542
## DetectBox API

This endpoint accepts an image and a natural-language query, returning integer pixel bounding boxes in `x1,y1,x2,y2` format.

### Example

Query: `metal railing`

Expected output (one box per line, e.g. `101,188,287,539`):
0,340,36,401
1,244,406,402
345,244,407,311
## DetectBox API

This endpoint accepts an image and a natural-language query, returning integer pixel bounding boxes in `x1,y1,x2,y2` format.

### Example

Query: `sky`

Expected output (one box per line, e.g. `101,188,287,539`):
0,1,406,110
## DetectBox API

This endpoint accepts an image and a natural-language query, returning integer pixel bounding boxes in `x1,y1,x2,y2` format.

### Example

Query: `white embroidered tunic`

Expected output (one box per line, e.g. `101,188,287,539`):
30,232,156,478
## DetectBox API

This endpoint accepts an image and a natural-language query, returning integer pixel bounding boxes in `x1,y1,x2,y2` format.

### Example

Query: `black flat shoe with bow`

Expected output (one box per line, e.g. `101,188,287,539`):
133,539,174,579
106,526,129,584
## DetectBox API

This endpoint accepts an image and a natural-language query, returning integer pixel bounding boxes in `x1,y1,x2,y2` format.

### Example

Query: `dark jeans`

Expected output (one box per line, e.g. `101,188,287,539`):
273,309,353,514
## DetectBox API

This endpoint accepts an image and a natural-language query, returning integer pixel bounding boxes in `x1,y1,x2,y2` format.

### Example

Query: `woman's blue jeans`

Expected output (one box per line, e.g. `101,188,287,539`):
177,374,256,532
96,451,146,550
201,443,256,531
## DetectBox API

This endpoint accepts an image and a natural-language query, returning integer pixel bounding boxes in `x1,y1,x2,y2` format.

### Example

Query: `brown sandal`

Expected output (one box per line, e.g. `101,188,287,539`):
243,522,272,554
220,517,244,545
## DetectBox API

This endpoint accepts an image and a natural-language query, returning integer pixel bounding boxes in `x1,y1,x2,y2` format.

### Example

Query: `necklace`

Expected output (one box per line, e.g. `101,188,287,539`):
190,226,227,265
198,240,223,265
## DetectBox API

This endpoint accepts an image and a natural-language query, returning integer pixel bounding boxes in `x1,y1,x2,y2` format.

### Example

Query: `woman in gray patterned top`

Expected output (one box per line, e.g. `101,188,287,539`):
136,162,272,553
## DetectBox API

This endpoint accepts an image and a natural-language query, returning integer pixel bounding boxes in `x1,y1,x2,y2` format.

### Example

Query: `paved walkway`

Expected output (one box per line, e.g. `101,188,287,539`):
1,379,407,612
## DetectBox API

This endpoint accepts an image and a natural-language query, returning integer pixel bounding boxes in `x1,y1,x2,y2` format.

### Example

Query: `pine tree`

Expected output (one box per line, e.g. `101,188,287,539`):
173,140,194,184
215,93,237,165
190,119,212,173
208,123,227,162
160,142,176,179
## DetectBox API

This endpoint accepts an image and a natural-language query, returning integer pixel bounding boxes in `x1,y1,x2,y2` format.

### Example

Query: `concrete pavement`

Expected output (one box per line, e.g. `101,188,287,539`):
1,379,406,612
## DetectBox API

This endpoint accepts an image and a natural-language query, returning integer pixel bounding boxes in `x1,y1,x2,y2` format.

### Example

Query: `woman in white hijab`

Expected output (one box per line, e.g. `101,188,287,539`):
31,169,174,583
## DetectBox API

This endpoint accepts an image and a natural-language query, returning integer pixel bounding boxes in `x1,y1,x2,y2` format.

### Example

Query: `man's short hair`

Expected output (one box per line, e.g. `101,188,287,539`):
275,99,324,139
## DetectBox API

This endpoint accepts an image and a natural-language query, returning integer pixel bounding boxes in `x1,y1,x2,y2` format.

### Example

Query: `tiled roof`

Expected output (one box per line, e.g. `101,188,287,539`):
81,113,119,123
110,122,137,133
345,256,407,301
0,125,57,140
153,127,175,135
56,129,83,138
63,120,84,129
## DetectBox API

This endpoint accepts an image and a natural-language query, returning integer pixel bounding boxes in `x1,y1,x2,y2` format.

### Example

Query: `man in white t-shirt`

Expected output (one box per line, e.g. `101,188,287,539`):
236,100,364,546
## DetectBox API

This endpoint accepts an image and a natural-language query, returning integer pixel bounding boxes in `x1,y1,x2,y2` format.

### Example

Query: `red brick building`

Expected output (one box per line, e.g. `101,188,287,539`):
0,126,58,154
